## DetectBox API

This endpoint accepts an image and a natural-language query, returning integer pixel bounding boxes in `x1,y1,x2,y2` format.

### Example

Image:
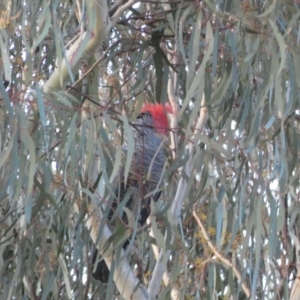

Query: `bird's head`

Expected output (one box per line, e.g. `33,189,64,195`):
141,103,172,136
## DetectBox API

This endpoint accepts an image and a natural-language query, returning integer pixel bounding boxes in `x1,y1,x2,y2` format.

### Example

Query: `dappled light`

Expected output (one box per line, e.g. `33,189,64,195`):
0,1,300,299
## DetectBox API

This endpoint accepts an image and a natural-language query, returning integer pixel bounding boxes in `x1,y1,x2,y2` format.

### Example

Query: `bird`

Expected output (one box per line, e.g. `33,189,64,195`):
92,102,171,282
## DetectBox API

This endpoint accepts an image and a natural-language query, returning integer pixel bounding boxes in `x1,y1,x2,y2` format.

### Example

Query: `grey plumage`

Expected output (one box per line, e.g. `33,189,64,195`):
123,111,166,200
92,110,167,282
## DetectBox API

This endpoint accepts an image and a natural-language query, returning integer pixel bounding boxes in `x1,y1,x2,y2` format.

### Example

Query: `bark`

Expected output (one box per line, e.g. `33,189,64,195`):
42,0,148,297
43,0,111,93
148,93,209,299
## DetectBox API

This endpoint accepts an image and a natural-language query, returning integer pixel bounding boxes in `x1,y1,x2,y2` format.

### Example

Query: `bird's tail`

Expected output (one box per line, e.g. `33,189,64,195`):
92,250,110,282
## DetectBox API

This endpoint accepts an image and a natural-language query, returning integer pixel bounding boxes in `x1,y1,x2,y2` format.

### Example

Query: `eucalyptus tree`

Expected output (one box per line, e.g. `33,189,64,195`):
0,0,300,299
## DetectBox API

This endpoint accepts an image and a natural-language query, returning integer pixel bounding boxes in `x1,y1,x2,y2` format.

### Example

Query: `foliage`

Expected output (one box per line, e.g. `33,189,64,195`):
0,0,300,299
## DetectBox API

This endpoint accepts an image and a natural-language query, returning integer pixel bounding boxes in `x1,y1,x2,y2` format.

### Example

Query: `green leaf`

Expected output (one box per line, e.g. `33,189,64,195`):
269,19,286,77
31,3,51,51
36,87,46,127
150,200,167,264
179,20,213,118
256,0,276,18
120,114,134,185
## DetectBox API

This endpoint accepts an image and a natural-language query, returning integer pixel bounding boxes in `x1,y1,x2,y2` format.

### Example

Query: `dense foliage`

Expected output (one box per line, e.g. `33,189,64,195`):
0,0,300,299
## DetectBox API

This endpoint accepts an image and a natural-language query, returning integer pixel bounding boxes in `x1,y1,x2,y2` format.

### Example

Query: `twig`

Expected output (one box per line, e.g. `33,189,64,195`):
110,0,140,25
192,208,251,298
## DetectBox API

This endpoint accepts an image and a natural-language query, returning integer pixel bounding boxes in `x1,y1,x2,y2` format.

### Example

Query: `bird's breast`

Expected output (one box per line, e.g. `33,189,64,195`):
123,133,165,185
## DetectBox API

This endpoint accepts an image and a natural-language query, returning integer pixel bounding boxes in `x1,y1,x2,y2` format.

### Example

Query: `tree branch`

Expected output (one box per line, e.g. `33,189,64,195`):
148,94,209,299
192,209,251,298
85,206,149,299
43,0,111,93
110,0,140,25
148,219,180,300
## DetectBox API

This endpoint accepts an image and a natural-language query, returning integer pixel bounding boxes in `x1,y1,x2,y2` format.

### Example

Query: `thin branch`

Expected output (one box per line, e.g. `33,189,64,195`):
110,0,140,25
66,46,110,93
192,209,251,298
85,198,150,299
167,48,179,160
43,0,111,93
